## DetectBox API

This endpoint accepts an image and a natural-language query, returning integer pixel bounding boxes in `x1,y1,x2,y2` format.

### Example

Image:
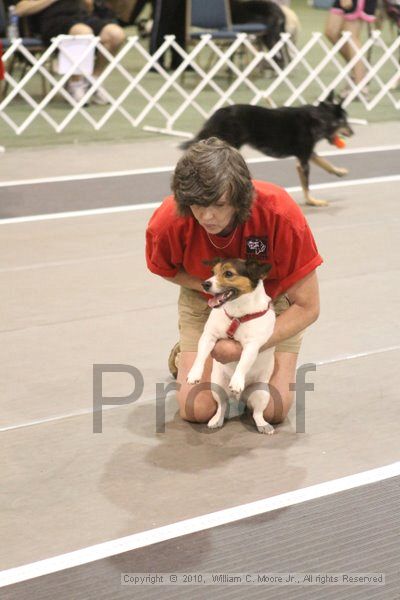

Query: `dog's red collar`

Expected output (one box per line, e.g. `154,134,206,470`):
224,303,271,339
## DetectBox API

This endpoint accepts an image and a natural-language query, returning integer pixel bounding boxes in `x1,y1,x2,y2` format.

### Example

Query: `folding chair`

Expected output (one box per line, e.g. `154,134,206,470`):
0,0,48,98
187,0,267,41
186,0,267,75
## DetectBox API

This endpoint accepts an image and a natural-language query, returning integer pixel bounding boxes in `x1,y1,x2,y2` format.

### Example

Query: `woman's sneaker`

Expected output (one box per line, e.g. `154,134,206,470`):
66,78,110,105
66,79,88,104
90,80,110,105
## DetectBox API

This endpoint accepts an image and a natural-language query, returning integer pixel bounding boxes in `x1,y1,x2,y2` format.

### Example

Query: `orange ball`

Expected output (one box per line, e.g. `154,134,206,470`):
333,135,346,149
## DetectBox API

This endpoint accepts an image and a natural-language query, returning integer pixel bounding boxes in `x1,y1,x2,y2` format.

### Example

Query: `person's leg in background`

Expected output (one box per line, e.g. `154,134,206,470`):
324,10,345,47
66,22,95,102
96,23,126,75
150,0,167,68
81,19,126,104
169,0,186,69
324,7,369,96
342,18,366,87
150,0,186,69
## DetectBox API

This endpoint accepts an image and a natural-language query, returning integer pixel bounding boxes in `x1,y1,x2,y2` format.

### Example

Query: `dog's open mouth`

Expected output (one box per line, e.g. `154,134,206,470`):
207,289,236,308
330,128,352,144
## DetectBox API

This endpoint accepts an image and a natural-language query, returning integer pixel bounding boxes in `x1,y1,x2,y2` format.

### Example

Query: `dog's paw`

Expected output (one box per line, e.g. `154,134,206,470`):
333,167,348,178
208,415,224,429
257,423,275,435
306,196,329,207
229,373,245,396
187,368,203,385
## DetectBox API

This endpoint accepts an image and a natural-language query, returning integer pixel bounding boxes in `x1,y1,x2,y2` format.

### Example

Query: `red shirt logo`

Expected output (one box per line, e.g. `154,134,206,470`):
246,237,268,258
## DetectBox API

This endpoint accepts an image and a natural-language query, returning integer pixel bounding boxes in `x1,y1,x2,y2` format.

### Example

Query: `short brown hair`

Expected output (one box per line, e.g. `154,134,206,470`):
172,137,254,223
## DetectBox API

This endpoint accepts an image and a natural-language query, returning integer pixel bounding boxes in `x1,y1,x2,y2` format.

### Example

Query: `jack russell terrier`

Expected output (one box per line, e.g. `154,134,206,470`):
187,258,276,434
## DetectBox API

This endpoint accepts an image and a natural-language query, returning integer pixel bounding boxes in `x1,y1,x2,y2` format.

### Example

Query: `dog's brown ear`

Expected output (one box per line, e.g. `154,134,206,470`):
203,257,223,267
245,259,272,281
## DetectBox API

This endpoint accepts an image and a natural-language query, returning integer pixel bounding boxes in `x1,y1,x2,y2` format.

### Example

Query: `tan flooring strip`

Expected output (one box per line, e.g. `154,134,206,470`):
1,344,399,433
1,463,399,589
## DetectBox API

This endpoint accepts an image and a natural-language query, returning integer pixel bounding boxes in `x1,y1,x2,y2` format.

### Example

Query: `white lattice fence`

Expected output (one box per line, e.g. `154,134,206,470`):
1,30,400,136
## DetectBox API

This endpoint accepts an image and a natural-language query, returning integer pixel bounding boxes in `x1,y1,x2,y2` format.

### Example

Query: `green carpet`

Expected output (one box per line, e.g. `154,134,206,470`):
1,0,399,150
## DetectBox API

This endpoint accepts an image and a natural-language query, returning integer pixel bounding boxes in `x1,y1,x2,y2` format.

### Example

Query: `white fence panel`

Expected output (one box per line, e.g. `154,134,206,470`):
0,31,399,136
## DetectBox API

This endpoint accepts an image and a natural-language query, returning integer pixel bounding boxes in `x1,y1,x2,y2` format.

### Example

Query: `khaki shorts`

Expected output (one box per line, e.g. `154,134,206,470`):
178,287,305,354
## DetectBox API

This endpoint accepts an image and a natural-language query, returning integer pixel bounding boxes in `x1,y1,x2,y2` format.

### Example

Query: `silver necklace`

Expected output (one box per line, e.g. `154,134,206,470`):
206,225,238,250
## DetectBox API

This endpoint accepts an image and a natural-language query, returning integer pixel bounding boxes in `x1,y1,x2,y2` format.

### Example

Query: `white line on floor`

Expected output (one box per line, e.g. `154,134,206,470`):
1,144,400,189
1,461,399,588
0,166,175,187
0,252,136,273
2,174,400,226
0,202,162,225
1,343,399,434
314,344,400,366
0,403,123,434
246,143,400,162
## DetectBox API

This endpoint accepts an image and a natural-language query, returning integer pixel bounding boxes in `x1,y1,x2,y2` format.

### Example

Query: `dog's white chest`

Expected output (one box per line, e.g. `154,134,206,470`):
205,307,275,344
